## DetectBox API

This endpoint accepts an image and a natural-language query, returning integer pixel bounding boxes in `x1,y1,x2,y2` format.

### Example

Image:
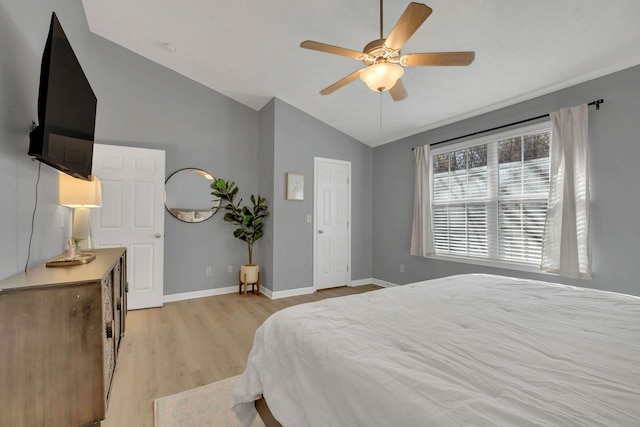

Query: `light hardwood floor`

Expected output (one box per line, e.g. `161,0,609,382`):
102,285,381,427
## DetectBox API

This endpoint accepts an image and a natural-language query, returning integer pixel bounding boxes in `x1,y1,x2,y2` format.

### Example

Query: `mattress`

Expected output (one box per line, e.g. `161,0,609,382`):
231,274,640,426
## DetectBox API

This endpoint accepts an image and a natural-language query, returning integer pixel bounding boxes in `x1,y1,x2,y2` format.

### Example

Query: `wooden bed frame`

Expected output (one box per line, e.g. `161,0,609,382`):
255,397,283,427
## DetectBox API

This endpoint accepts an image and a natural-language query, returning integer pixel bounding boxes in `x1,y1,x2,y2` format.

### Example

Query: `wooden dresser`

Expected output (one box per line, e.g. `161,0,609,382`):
0,247,127,426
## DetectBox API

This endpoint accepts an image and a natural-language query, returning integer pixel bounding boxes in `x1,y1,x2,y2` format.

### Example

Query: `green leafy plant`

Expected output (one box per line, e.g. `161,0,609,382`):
72,237,85,249
211,178,268,265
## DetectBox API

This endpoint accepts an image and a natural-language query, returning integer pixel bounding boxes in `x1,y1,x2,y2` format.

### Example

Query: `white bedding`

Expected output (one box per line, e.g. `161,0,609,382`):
231,274,640,426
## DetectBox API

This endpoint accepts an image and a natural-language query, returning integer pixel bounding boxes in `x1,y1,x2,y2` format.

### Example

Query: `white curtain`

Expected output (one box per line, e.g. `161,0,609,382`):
541,104,591,279
410,145,435,257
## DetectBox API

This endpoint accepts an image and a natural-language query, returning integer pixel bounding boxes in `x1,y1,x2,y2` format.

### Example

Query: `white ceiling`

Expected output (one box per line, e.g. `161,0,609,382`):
81,0,640,147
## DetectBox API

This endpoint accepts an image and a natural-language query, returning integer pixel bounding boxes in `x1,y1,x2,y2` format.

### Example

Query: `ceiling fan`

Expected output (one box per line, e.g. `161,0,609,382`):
300,1,475,101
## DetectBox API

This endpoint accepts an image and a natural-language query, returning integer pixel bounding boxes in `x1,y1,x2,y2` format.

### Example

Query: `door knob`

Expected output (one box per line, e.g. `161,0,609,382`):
318,230,324,234
155,233,162,238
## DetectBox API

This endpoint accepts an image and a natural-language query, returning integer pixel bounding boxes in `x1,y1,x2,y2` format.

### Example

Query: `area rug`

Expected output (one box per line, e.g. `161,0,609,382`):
154,375,265,427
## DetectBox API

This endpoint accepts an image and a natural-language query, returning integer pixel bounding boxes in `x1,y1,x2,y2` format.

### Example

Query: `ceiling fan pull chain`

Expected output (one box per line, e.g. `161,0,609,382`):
379,93,383,132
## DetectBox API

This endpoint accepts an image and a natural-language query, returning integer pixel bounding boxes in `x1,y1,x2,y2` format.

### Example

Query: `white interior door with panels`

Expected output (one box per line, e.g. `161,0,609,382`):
91,144,165,309
314,157,351,290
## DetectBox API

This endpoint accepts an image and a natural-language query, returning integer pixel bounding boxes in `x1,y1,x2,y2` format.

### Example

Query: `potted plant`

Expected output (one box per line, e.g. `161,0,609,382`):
211,178,268,287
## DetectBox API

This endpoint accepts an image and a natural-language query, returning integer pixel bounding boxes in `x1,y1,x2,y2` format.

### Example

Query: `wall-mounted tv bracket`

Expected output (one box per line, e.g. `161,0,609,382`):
29,121,38,160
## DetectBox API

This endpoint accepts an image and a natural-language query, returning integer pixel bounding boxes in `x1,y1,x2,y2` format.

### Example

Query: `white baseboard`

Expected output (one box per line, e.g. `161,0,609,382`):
268,286,316,300
162,285,312,302
163,286,238,303
371,278,399,288
163,279,396,303
259,287,273,299
349,278,374,287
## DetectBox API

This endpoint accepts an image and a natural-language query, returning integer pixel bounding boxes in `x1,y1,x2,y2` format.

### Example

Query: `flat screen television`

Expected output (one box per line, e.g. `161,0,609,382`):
28,12,96,181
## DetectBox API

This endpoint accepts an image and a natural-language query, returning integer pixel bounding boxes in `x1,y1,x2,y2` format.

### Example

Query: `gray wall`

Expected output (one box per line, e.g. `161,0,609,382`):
0,0,374,295
0,4,69,279
0,0,259,293
9,0,634,298
373,64,640,296
271,99,373,292
257,100,276,290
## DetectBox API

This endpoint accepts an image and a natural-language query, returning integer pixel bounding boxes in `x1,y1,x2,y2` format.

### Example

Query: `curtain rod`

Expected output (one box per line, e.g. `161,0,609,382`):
411,99,604,150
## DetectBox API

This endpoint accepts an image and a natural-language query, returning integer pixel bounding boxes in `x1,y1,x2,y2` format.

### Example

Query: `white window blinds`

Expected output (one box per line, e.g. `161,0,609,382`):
431,122,551,266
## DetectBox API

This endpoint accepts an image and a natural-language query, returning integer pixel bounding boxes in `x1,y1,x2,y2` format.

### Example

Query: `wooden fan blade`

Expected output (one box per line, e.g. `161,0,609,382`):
384,3,433,51
401,51,475,66
389,79,408,101
320,69,364,95
301,40,366,60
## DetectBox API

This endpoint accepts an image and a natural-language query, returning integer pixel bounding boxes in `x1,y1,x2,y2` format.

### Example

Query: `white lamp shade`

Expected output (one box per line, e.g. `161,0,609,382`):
59,174,103,208
359,63,404,92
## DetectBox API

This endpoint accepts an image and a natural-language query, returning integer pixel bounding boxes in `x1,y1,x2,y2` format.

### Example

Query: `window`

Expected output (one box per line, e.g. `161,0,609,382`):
430,122,551,269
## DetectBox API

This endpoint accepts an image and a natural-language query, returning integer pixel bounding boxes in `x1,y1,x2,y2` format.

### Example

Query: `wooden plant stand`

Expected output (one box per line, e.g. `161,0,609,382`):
238,270,260,297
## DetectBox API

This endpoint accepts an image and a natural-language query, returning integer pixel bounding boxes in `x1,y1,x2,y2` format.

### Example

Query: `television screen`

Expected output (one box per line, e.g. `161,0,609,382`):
28,12,96,180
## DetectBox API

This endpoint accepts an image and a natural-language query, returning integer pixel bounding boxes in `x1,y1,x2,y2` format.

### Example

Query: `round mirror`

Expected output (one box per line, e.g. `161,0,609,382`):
165,168,218,223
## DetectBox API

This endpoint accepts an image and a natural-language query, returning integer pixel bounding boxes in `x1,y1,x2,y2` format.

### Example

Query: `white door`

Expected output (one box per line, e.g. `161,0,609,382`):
91,144,165,309
314,157,351,290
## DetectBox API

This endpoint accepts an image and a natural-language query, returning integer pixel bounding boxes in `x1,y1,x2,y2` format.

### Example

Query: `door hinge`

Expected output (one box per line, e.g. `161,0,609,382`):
347,265,349,272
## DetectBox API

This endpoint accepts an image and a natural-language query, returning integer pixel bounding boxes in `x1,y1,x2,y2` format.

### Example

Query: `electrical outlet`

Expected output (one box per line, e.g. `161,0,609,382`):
206,267,212,276
400,264,405,273
306,214,312,223
227,265,233,273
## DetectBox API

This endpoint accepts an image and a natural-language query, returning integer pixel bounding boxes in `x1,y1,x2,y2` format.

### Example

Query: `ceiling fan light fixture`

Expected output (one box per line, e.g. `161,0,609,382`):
359,62,404,93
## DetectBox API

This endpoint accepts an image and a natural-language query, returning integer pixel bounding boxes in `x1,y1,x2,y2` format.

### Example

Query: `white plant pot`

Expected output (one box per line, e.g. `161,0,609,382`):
240,264,259,284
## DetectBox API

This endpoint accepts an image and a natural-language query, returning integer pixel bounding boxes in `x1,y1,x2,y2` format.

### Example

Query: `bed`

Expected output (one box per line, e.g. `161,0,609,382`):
231,274,640,426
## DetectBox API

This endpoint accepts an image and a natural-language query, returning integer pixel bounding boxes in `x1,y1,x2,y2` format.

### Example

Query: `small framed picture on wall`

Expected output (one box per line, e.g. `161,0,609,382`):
286,173,304,201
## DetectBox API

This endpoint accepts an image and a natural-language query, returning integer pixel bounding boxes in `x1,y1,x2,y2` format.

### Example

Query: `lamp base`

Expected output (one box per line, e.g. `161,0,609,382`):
72,207,95,252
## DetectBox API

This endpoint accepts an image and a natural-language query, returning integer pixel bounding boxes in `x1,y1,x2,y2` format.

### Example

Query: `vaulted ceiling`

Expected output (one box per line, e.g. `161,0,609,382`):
81,0,640,147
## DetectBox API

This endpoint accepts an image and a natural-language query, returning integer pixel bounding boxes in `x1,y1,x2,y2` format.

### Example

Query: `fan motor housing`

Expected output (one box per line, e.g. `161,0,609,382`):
363,38,400,65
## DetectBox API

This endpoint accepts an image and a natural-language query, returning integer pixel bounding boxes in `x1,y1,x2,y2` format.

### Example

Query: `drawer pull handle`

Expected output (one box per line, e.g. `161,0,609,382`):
106,321,114,339
117,299,122,311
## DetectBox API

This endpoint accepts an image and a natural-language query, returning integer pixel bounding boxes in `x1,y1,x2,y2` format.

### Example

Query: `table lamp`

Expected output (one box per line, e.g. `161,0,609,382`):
58,174,102,253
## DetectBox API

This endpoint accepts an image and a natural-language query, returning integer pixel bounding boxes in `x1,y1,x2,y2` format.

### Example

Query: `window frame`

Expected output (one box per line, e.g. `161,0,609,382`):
427,121,555,274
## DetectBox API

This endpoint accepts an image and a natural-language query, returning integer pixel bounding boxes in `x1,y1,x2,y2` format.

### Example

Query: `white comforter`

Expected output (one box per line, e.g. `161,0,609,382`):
231,274,640,426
